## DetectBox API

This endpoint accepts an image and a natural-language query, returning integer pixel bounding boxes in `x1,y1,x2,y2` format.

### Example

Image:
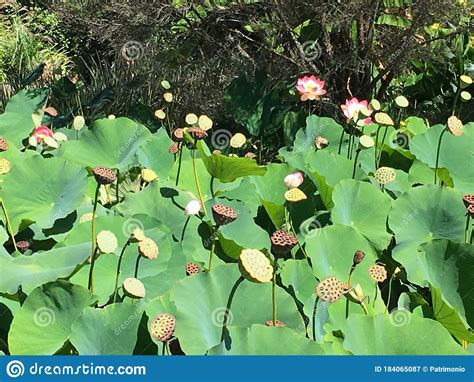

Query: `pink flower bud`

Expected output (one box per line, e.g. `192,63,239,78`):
184,200,202,216
284,172,304,189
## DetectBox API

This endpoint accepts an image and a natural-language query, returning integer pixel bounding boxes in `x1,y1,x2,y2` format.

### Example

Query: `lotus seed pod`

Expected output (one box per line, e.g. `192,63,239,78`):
154,109,166,120
79,212,93,223
316,276,345,303
187,127,208,140
374,167,396,185
264,320,285,327
370,99,381,110
0,137,9,152
96,230,118,253
16,240,31,253
395,95,409,108
198,115,213,131
369,263,388,282
230,133,247,148
73,115,85,130
462,194,474,208
163,92,173,103
44,106,58,117
460,74,472,89
0,159,11,174
169,142,179,154
374,112,394,126
212,149,222,155
245,152,256,159
353,250,365,265
108,115,116,120
173,128,184,141
185,262,201,276
284,188,307,202
460,91,471,102
239,249,273,283
447,116,463,136
185,113,199,125
131,228,146,242
314,136,329,150
161,80,171,90
150,313,176,342
138,238,159,259
93,166,117,185
271,230,298,255
141,168,158,183
359,135,374,149
123,277,146,299
212,204,237,226
467,204,474,218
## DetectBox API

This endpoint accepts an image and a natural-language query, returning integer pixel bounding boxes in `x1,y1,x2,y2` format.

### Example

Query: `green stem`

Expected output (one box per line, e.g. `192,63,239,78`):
134,254,142,278
465,215,471,244
372,282,378,308
88,247,99,293
385,274,395,314
208,227,216,272
272,269,277,326
337,129,345,155
374,126,381,170
165,341,171,356
192,148,207,215
377,126,388,167
434,128,448,185
113,239,131,303
221,276,245,342
0,198,18,253
210,176,215,199
180,216,190,242
352,149,361,179
345,266,356,319
115,169,120,203
360,302,369,315
91,184,100,261
312,295,319,341
175,144,183,187
346,132,352,159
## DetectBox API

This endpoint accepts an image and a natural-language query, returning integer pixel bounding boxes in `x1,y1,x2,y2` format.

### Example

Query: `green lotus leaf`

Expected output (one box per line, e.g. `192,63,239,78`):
0,242,90,294
388,185,465,246
197,141,266,183
56,117,152,171
331,179,392,250
70,302,142,355
0,89,49,148
8,281,93,355
410,123,474,193
1,156,88,232
136,135,175,179
342,313,466,355
405,117,428,135
208,325,327,355
170,264,304,354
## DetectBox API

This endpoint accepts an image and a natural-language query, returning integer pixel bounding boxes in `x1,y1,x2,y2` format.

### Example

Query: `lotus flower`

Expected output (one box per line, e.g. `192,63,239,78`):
284,172,304,189
29,125,56,147
184,200,202,216
296,75,327,101
341,97,372,124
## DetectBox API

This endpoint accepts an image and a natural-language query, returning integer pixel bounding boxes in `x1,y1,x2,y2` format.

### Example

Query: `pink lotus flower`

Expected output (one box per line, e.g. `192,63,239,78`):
284,172,304,189
28,125,58,148
296,75,327,101
341,97,372,125
184,200,202,216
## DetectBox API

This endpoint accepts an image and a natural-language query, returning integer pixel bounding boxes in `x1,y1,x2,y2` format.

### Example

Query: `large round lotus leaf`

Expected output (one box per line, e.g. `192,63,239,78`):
388,185,465,246
8,281,93,355
342,313,466,355
170,264,304,354
396,240,474,330
208,325,326,355
69,303,142,355
410,123,474,193
1,156,88,233
0,242,90,294
56,117,152,171
197,141,266,183
331,179,392,250
0,89,49,148
136,135,175,179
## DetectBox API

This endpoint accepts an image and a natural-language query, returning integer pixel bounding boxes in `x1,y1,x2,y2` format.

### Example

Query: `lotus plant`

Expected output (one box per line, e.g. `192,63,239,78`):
434,116,463,185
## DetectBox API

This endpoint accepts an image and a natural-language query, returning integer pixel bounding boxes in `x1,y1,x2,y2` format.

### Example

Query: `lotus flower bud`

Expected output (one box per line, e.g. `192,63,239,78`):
284,172,304,189
184,200,201,216
353,250,365,266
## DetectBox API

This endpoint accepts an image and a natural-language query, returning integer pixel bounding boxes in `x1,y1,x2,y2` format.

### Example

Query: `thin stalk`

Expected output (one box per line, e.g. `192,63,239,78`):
180,216,190,242
175,144,183,187
208,228,216,272
134,254,142,278
337,129,345,155
345,265,356,319
115,169,120,203
88,247,99,293
0,198,18,253
221,276,245,342
377,126,388,167
192,148,207,215
374,126,382,170
385,274,395,314
360,302,369,315
91,184,100,261
210,176,215,199
434,128,448,185
113,239,131,303
464,215,471,244
372,282,378,308
352,149,361,179
165,341,171,356
272,269,277,326
312,295,319,341
346,133,352,159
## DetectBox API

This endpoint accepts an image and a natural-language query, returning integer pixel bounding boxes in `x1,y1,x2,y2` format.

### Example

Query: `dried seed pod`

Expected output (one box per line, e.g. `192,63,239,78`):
212,204,237,226
314,136,329,150
374,167,396,185
93,166,117,185
230,133,247,148
130,228,146,243
150,313,176,342
244,152,256,159
198,115,213,131
284,188,307,202
138,238,159,260
187,127,207,140
173,128,184,141
467,204,474,218
271,230,298,254
212,149,222,155
353,250,365,266
264,320,285,327
185,262,201,276
447,116,463,136
462,194,474,207
369,263,388,282
168,142,179,154
96,230,118,253
44,106,58,117
0,158,11,174
239,249,273,283
0,137,9,152
122,277,146,299
316,276,345,303
374,112,394,126
16,240,31,253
